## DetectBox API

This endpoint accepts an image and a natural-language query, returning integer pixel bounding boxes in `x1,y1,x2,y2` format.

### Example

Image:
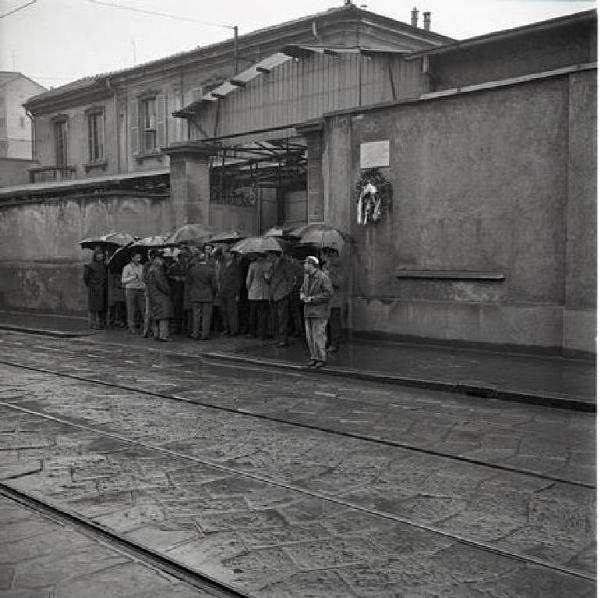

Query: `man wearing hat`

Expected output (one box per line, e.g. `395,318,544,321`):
187,243,217,340
299,255,333,368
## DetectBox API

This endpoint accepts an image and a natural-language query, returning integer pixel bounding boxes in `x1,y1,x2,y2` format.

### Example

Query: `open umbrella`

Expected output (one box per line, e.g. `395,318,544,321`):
165,223,216,246
230,236,283,254
106,235,168,272
79,232,136,251
292,223,347,252
263,226,301,241
209,229,253,244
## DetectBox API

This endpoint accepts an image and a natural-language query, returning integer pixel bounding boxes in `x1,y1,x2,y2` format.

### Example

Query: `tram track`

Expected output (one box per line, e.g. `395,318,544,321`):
0,397,595,583
0,482,255,598
0,357,594,491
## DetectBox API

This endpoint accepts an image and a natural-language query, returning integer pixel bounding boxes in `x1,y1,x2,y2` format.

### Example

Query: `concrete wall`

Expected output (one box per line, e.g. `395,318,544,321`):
0,193,170,313
324,71,596,353
0,157,36,186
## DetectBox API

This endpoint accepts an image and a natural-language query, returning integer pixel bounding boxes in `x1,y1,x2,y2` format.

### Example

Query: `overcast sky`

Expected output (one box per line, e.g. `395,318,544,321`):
0,0,596,88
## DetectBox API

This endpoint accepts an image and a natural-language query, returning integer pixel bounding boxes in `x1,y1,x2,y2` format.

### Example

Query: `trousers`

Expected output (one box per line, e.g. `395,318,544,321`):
219,296,239,335
153,318,170,340
274,295,290,344
192,301,213,339
327,307,342,349
125,288,145,331
304,316,328,362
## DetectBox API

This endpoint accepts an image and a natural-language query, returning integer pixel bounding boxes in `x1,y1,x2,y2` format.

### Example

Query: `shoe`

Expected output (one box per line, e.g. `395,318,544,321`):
222,331,231,336
200,336,210,341
277,342,289,347
306,359,317,367
159,338,173,343
314,361,326,369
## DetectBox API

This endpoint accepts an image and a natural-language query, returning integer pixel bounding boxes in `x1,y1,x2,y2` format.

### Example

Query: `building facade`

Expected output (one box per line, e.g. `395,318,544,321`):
0,72,45,161
0,7,595,355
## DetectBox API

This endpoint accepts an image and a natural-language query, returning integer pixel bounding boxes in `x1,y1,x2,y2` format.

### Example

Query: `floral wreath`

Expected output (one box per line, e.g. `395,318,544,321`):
355,168,392,225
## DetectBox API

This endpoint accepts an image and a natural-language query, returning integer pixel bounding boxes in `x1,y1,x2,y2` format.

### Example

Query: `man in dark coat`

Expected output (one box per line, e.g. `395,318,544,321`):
265,251,295,347
217,248,242,336
321,248,347,353
83,248,107,329
145,253,174,342
187,245,217,340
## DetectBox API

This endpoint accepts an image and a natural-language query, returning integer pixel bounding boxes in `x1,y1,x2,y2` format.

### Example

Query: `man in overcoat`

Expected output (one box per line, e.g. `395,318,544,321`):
300,256,333,368
83,248,107,329
321,248,346,352
145,253,174,342
187,244,217,340
265,250,295,347
217,249,242,336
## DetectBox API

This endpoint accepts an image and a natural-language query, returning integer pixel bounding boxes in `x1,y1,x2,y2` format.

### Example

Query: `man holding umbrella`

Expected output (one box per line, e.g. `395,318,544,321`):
300,256,333,368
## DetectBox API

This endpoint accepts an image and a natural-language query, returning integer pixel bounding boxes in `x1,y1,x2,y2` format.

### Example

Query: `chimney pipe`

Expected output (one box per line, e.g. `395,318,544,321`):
423,11,431,31
411,7,418,28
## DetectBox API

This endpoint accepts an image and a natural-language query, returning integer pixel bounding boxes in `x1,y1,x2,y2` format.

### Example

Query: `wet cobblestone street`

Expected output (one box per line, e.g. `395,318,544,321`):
0,331,595,596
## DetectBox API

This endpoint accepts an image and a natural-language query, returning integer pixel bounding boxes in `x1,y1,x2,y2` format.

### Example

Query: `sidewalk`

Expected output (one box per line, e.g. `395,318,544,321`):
0,310,595,411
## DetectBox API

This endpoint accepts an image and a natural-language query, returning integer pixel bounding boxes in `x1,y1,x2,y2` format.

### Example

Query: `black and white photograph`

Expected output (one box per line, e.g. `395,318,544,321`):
0,0,596,596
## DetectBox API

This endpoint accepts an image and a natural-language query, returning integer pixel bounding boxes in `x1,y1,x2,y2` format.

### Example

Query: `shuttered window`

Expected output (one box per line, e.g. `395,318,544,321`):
54,119,67,167
140,97,157,152
87,110,104,162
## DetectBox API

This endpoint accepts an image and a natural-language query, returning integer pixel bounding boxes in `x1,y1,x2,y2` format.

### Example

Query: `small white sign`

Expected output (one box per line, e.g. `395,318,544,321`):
360,140,390,169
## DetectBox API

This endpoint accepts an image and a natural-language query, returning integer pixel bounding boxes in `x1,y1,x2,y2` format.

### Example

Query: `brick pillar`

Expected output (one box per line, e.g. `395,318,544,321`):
163,142,212,228
298,121,324,223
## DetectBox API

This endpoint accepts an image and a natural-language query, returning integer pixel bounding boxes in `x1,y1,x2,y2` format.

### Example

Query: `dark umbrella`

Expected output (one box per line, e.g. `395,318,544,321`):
79,232,136,251
230,236,283,254
209,229,253,244
292,223,348,252
106,235,168,272
165,223,216,246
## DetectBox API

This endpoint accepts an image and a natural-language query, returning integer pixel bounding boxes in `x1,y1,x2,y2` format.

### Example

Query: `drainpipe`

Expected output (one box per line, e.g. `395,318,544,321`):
105,78,120,173
24,106,35,164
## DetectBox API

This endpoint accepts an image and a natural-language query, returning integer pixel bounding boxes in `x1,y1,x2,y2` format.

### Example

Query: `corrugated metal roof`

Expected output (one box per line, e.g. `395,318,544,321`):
174,46,417,117
0,168,169,198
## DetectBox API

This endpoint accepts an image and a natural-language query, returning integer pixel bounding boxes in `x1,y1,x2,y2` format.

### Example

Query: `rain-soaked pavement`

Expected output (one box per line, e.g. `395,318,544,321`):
0,329,595,597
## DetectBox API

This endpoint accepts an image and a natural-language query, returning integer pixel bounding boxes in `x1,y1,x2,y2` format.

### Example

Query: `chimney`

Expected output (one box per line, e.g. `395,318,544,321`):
423,11,431,31
411,7,418,28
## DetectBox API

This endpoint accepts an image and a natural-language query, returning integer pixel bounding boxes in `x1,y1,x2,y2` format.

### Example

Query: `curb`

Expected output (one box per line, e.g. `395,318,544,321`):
203,351,596,413
0,323,92,339
0,323,594,413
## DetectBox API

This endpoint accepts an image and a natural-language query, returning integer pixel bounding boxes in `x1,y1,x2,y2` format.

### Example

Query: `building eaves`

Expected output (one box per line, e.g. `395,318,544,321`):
406,9,596,60
26,3,453,108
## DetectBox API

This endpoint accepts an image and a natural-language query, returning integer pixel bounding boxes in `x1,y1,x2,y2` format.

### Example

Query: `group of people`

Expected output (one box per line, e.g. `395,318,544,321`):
83,242,346,368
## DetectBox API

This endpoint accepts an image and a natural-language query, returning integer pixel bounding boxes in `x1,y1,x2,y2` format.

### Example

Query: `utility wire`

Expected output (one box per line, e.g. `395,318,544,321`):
0,0,37,19
86,0,234,29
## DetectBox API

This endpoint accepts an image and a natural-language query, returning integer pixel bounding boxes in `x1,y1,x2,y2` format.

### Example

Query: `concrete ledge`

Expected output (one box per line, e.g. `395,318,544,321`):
0,323,91,338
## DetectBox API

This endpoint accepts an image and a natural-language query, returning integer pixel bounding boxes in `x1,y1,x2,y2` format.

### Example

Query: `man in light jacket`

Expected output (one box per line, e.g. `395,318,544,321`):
300,255,333,368
246,253,270,339
121,253,145,334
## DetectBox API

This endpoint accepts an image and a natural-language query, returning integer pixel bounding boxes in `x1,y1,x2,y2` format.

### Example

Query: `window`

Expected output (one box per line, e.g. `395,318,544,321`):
87,110,104,162
140,97,156,152
54,119,67,167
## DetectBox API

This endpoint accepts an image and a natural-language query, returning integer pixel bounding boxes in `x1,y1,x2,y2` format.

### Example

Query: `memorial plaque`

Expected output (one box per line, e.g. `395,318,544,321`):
360,140,390,168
